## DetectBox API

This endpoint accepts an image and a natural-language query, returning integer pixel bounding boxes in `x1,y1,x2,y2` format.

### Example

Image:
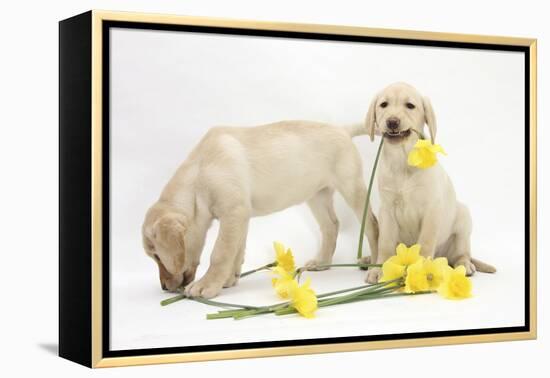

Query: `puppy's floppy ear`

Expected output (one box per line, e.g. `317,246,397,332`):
152,213,186,252
365,95,378,142
422,96,437,144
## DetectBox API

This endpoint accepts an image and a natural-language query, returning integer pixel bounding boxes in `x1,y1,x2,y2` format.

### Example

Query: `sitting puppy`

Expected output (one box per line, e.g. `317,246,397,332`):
142,120,379,298
363,82,495,284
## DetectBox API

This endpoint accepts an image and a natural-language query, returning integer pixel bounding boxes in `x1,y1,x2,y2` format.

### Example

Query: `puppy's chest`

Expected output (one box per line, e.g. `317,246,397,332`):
380,179,426,232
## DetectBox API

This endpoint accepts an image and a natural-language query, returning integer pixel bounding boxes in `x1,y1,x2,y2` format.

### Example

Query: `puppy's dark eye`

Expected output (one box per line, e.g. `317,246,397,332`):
380,101,388,108
406,102,416,109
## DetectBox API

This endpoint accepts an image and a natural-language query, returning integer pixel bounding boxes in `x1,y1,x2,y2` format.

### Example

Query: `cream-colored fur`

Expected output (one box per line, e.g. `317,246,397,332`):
363,82,495,284
142,120,378,298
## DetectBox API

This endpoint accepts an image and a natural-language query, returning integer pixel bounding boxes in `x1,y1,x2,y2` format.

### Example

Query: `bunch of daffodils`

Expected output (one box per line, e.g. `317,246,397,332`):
271,242,318,318
161,241,473,318
381,243,472,299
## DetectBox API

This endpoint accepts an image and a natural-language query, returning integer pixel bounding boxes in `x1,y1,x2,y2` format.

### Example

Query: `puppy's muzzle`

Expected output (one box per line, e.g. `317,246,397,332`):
386,117,400,131
160,267,197,292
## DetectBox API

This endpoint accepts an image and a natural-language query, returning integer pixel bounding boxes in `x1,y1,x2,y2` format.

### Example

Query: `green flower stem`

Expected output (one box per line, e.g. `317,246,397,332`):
296,263,382,273
192,297,260,310
274,288,415,316
233,303,292,320
294,263,383,283
274,286,400,316
357,137,384,260
160,294,186,306
239,261,277,278
161,262,277,306
317,278,401,299
161,294,259,309
314,281,401,308
163,262,385,307
318,263,382,268
411,129,426,140
206,279,404,320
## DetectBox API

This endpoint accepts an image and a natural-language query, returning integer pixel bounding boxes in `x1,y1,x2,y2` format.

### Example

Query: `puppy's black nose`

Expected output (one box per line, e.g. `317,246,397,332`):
386,117,400,130
161,282,167,291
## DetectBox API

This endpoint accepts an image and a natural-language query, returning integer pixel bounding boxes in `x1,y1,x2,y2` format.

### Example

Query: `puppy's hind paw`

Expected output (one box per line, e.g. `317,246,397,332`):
365,268,382,284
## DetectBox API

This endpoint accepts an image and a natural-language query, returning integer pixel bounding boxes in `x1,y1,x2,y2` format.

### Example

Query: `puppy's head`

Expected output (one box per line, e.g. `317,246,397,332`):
365,82,437,145
142,204,196,292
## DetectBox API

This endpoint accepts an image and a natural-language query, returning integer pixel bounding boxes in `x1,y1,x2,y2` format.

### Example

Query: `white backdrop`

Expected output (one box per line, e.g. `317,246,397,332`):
1,0,548,377
110,27,525,350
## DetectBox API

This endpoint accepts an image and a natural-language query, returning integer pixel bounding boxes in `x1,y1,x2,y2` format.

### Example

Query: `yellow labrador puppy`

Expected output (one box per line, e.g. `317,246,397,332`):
363,82,495,284
142,121,379,298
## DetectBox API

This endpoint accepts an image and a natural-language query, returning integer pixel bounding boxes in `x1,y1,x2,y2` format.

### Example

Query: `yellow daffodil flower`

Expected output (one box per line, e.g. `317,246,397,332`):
271,266,296,299
273,241,296,273
405,257,448,293
388,243,423,267
407,139,446,169
380,243,423,284
437,265,472,300
380,260,406,283
289,278,318,318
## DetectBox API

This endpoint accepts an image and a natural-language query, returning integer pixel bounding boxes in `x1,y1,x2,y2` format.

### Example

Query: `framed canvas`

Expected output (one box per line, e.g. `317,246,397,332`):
59,10,537,368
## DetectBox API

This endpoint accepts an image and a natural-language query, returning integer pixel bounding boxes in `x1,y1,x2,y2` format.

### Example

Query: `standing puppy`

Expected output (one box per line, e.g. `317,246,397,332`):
364,82,495,284
142,120,379,298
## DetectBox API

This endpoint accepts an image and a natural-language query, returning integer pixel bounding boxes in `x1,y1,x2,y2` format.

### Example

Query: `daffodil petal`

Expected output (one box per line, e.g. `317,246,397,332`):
381,261,406,282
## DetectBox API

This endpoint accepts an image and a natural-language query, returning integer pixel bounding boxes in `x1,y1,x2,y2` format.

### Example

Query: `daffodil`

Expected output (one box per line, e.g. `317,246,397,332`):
289,278,318,318
380,260,406,283
380,243,423,284
407,139,446,169
437,265,472,300
271,266,296,299
273,241,296,273
405,257,448,293
388,243,423,267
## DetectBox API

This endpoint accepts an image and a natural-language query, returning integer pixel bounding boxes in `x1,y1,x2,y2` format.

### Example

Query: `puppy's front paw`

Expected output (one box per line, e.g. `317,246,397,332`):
223,273,239,288
305,259,330,271
357,256,371,271
365,267,382,284
185,277,223,299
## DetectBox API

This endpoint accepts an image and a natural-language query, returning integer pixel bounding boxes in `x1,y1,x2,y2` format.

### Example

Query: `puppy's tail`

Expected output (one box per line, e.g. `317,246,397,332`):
344,123,382,138
344,123,368,138
471,258,497,273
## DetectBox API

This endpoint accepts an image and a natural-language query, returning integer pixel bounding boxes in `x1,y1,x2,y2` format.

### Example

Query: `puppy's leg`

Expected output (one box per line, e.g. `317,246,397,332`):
417,208,444,260
185,207,250,298
305,188,339,271
366,206,399,283
446,203,477,276
224,237,246,288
